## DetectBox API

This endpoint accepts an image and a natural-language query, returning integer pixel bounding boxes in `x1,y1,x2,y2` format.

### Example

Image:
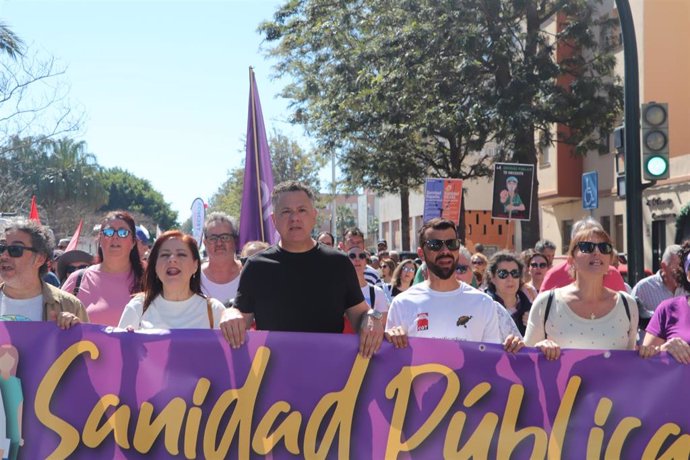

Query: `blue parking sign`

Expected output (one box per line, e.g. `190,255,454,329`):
582,171,598,210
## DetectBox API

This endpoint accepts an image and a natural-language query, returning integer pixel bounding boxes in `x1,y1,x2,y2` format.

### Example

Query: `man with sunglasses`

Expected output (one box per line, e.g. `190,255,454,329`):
0,220,87,326
200,212,243,306
541,218,626,292
220,181,383,358
385,218,523,352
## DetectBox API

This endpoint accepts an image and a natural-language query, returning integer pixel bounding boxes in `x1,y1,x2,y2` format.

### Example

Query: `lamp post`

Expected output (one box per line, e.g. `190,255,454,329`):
616,0,645,285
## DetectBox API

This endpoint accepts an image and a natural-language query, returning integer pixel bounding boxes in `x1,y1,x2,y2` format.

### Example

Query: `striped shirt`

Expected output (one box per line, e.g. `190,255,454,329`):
631,271,687,313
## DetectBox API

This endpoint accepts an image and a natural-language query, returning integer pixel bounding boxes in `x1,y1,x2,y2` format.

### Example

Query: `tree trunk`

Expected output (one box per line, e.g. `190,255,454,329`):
515,129,541,250
400,185,410,251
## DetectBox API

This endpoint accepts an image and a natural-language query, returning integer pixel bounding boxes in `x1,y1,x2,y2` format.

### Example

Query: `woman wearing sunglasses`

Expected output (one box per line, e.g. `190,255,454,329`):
342,248,389,333
524,252,549,301
484,251,532,335
524,227,652,360
62,211,144,326
389,259,417,298
118,231,225,330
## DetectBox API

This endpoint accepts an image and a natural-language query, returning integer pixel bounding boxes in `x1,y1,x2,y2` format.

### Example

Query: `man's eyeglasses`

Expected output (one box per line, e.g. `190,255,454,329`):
424,239,461,251
65,264,89,275
530,262,548,269
102,227,131,238
496,269,521,279
0,244,38,258
456,264,470,274
348,252,367,260
206,233,234,244
577,241,613,255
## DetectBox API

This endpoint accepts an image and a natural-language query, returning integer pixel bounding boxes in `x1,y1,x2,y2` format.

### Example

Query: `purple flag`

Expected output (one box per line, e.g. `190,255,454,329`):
239,67,277,248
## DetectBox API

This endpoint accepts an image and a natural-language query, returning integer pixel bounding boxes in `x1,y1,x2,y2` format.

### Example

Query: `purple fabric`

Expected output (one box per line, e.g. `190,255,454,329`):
239,69,277,249
4,322,690,459
646,295,690,342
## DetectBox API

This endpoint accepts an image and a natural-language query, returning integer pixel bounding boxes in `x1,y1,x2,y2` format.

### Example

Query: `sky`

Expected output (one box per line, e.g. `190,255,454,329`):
1,0,318,224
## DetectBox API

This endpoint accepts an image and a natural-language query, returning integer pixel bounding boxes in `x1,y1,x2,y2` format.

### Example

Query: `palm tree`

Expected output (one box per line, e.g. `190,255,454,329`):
0,21,24,59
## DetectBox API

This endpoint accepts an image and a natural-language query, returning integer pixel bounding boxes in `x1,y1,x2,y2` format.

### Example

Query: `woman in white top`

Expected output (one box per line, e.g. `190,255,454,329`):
118,230,225,330
525,225,657,360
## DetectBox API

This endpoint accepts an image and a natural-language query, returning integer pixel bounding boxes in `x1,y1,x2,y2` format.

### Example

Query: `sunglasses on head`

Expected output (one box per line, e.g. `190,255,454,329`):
102,227,131,238
0,244,38,258
348,252,367,260
471,259,486,265
424,238,461,251
455,264,470,274
577,241,613,255
530,262,548,269
65,264,89,275
496,268,521,279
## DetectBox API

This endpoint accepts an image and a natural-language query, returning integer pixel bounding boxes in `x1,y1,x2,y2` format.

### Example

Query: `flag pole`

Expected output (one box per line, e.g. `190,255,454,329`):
249,67,266,241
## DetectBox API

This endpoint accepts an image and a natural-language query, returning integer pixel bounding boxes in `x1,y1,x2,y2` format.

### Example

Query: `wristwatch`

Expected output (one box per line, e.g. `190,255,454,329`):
366,308,383,321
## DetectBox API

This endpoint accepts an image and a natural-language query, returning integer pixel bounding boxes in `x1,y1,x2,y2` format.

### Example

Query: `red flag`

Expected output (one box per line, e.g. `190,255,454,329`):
65,219,83,252
29,196,41,224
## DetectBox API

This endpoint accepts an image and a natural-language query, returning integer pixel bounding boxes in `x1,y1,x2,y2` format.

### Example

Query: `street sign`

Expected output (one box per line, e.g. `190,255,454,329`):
582,171,599,210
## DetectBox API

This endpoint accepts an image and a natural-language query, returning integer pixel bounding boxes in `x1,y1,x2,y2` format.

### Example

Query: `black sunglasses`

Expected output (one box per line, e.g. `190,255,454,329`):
0,244,39,258
65,264,89,275
348,252,367,260
424,239,461,251
530,262,548,269
496,268,521,279
455,264,470,274
102,227,131,238
577,241,613,255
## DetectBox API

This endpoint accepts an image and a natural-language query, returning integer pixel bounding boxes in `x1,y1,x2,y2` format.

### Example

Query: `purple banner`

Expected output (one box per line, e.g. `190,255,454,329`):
3,323,690,459
239,68,277,248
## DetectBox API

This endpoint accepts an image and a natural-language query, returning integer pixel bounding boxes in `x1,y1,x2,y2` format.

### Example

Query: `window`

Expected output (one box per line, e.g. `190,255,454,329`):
562,219,574,254
614,215,624,252
601,215,611,236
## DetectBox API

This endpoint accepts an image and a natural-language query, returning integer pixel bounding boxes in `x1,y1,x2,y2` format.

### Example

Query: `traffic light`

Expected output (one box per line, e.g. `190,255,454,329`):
641,102,669,180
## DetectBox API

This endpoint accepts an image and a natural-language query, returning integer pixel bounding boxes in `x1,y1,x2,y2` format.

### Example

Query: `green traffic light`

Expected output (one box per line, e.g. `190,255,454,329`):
645,155,668,177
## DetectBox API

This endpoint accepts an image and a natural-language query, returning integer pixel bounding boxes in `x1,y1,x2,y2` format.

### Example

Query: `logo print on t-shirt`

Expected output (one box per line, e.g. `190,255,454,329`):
456,315,473,328
416,313,429,331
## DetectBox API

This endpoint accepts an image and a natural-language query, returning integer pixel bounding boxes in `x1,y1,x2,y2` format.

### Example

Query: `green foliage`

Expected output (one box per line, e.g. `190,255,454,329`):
336,204,356,239
100,167,178,230
260,0,623,248
208,130,323,219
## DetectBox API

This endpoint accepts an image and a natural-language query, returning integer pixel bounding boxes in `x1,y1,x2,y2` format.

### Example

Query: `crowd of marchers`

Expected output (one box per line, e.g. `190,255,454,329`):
3,180,690,366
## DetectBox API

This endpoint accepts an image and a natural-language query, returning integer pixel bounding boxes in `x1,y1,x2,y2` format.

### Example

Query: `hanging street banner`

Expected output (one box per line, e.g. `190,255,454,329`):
491,163,535,221
2,323,690,459
423,178,463,223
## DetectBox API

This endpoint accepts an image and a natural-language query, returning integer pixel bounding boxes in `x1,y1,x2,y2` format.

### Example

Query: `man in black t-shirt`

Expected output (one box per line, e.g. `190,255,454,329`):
220,181,384,358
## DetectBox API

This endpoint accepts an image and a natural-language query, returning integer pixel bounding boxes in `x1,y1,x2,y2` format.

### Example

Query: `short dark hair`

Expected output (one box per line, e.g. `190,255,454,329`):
271,181,316,209
418,218,457,249
343,228,365,240
535,239,556,252
3,219,54,276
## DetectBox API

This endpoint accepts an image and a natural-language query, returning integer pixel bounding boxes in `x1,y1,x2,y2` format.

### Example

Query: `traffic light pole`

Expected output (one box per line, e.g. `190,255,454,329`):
616,0,645,285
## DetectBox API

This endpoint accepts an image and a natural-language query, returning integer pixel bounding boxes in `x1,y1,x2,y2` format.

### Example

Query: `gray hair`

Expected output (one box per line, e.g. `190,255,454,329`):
271,181,316,209
571,216,603,239
662,244,682,265
3,219,54,276
203,212,237,237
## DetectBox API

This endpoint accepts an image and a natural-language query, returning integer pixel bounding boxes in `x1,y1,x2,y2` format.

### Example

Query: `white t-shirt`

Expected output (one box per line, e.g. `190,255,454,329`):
361,284,389,313
524,289,638,350
0,291,43,321
200,271,240,305
118,294,226,330
386,282,503,343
